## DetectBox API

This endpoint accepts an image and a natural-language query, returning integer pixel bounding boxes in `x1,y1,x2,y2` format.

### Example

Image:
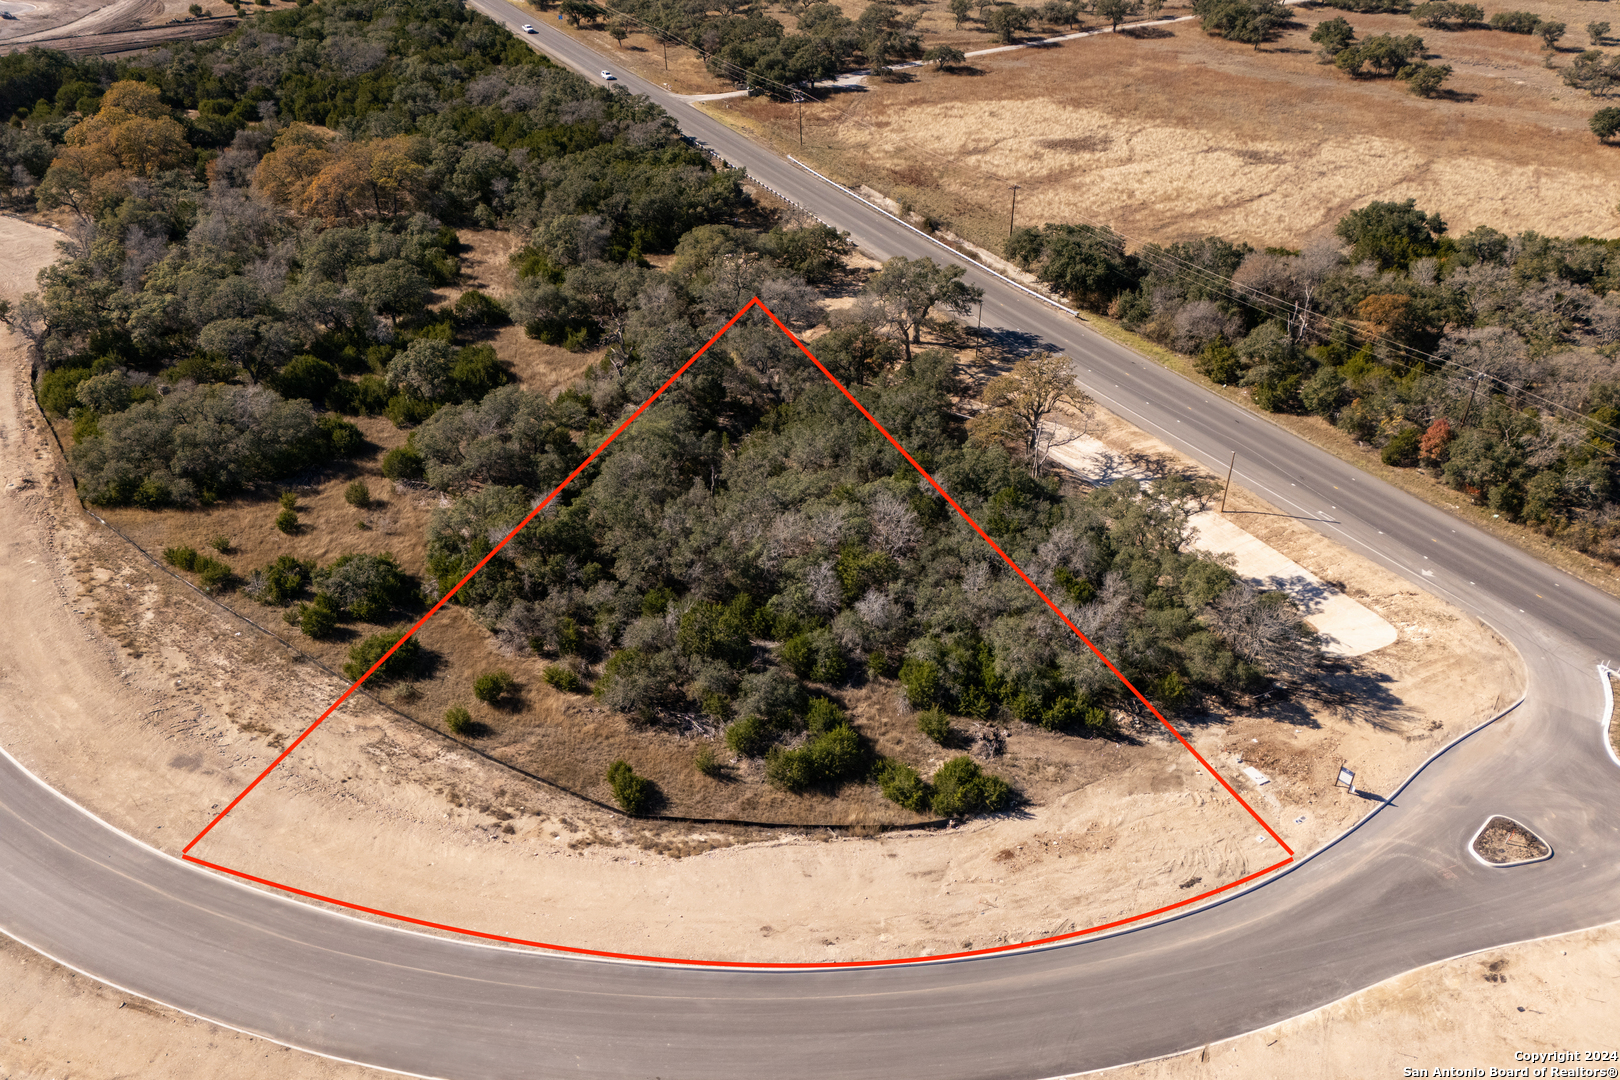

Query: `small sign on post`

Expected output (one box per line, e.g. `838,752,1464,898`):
1336,764,1356,795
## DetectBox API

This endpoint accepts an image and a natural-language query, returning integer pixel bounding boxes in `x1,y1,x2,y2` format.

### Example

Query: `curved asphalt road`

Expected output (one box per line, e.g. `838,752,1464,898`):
3,11,1620,1078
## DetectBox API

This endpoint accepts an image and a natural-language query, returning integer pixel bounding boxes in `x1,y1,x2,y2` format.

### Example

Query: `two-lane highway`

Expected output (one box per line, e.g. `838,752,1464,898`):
1,9,1618,1078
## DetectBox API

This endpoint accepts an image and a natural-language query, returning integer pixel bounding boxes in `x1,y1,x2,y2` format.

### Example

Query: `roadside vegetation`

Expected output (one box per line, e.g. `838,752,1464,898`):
1007,202,1620,564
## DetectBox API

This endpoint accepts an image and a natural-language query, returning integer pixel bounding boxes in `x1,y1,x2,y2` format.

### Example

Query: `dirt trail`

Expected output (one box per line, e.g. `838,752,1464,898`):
10,0,158,40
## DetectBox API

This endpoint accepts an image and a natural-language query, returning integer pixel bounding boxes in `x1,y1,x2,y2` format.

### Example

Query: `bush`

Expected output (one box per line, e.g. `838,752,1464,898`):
1381,426,1422,466
208,534,231,553
724,714,777,757
299,596,338,638
473,669,516,704
319,414,365,456
764,724,863,792
542,664,583,692
777,629,846,683
342,629,422,682
245,555,314,605
275,507,299,534
898,657,941,708
444,705,473,735
278,491,298,510
315,552,410,621
270,355,341,405
866,651,894,678
163,545,200,571
694,744,724,777
37,367,91,417
876,758,930,812
929,756,1013,818
194,556,233,593
380,445,424,481
452,289,510,327
344,480,371,508
916,706,953,745
805,696,847,735
606,759,656,814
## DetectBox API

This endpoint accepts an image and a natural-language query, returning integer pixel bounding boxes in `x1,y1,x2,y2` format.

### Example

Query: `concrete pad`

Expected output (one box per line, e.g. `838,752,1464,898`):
1043,429,1397,657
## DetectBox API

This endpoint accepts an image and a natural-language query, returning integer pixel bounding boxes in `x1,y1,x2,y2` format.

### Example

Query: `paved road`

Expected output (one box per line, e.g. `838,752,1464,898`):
2,10,1619,1079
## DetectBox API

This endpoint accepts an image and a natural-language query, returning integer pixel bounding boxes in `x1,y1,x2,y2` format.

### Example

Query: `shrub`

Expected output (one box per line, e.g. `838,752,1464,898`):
694,744,724,777
917,706,953,746
315,552,410,621
805,696,847,735
606,759,656,814
777,628,846,683
163,545,201,571
208,534,231,553
929,756,1014,818
380,445,424,481
344,480,371,508
278,491,298,510
299,596,338,638
876,758,930,812
556,616,584,655
724,714,776,757
444,705,473,735
245,555,314,605
898,657,940,708
194,556,233,593
765,724,863,792
542,665,583,692
342,629,422,682
1381,426,1422,466
473,669,516,704
270,355,341,405
319,414,364,456
452,289,510,327
37,367,92,417
275,507,299,534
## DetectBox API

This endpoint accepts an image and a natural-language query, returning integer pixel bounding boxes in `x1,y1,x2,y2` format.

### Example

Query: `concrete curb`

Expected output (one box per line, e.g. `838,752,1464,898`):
1466,814,1554,869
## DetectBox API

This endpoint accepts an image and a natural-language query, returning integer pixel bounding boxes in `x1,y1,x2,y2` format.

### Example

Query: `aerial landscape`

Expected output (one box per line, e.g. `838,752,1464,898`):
0,0,1617,1073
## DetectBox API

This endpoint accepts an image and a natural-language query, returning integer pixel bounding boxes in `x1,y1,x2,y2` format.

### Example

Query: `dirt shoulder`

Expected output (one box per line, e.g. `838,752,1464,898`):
1093,919,1620,1079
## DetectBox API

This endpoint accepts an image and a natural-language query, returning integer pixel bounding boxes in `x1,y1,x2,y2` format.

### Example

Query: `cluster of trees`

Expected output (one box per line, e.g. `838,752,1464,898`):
1194,0,1291,49
1007,201,1620,560
396,240,1312,811
1309,20,1451,96
3,0,750,507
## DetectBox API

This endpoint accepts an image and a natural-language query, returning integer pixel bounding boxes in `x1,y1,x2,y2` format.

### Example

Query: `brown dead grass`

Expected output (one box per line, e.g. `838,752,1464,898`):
727,0,1620,251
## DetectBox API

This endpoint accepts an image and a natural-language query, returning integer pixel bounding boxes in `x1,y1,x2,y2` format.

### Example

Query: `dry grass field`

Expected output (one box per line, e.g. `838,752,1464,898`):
721,0,1620,251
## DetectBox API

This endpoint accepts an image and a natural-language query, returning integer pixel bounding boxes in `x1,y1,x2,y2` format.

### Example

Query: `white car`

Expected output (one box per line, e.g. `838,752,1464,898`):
600,70,615,80
520,23,535,32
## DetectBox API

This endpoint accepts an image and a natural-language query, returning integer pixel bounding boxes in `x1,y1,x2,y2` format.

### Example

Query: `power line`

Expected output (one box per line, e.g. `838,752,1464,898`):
560,1,1620,441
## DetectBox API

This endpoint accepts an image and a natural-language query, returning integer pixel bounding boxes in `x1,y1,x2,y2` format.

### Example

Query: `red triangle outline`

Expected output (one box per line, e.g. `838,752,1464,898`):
181,296,1294,968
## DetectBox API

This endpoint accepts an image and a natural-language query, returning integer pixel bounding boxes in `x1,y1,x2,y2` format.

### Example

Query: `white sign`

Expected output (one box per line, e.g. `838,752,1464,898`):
1337,765,1355,792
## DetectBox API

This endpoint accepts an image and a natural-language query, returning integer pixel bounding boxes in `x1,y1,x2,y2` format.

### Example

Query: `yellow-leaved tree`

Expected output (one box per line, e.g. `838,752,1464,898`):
38,81,191,218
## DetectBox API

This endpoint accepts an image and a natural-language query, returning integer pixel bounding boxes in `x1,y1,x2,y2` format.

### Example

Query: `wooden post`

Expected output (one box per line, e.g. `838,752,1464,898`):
1219,450,1236,514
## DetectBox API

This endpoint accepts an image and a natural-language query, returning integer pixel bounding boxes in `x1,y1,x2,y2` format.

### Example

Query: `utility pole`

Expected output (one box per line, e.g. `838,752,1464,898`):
1459,372,1483,428
662,34,668,69
796,92,804,147
1219,450,1236,513
974,297,984,360
1007,184,1021,238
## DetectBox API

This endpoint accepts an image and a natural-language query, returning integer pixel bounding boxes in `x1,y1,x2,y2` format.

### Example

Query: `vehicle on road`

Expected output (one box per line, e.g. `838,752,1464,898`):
520,23,534,32
601,70,615,80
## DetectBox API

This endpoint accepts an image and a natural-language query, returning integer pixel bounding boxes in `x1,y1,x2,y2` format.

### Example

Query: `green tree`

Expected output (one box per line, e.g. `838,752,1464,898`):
950,0,972,27
1096,0,1142,31
607,759,657,814
1398,61,1452,96
864,256,983,360
1591,106,1620,141
1194,0,1287,47
986,3,1036,41
924,44,968,69
1538,19,1566,50
1588,20,1609,46
1311,16,1356,58
1334,198,1446,270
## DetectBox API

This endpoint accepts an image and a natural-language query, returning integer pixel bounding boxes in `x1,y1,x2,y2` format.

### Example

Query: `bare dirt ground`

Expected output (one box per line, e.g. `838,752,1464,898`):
717,0,1620,251
1,0,263,55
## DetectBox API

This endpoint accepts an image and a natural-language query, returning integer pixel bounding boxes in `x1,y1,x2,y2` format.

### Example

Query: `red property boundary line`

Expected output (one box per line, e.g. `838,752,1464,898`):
182,296,1295,968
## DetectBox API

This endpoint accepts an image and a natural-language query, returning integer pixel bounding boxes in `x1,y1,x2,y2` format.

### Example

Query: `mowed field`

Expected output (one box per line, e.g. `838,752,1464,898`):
721,0,1620,250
